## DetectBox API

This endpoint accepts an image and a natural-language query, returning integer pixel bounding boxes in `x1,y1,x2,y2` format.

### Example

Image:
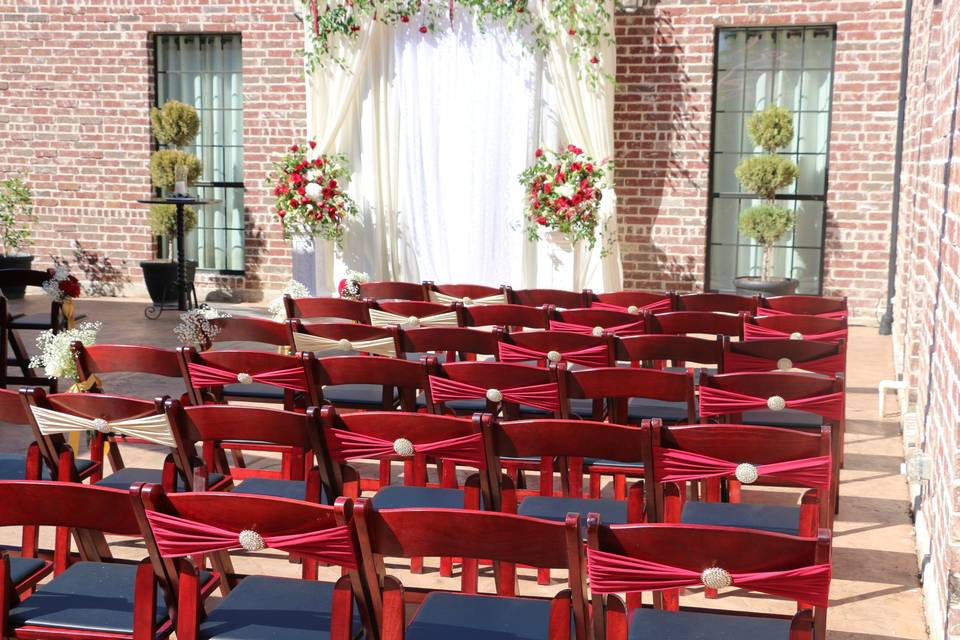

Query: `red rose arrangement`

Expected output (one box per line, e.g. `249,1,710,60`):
269,141,359,247
42,266,81,328
519,144,611,249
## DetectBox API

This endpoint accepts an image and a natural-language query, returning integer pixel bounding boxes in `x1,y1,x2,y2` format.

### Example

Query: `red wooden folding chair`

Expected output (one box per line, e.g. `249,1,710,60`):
497,329,616,369
615,334,724,382
423,281,508,305
0,389,46,481
302,353,425,411
352,501,588,639
397,326,501,364
586,290,674,314
722,338,846,377
132,484,373,638
71,342,187,400
179,346,309,410
676,292,757,314
283,295,371,323
757,294,848,319
288,319,400,359
506,286,588,309
551,308,647,337
0,480,219,640
645,310,748,339
205,316,291,351
744,314,849,343
358,280,427,301
586,520,831,640
460,302,552,331
366,300,462,329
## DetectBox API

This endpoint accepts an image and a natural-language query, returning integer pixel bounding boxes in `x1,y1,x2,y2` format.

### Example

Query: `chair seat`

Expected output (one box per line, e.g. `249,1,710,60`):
221,382,285,400
680,501,801,536
370,486,469,510
518,496,628,534
322,383,397,407
627,398,690,422
664,366,716,385
8,561,171,635
406,592,557,640
233,478,315,501
7,556,50,586
0,453,88,481
198,575,361,640
417,393,487,412
742,409,824,428
568,398,600,419
628,606,792,640
93,467,226,492
9,312,88,330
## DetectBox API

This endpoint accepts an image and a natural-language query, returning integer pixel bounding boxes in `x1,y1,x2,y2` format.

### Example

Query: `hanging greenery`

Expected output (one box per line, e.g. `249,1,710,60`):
300,0,613,87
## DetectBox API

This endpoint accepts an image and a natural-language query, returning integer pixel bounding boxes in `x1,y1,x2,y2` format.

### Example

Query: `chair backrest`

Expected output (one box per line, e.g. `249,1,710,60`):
302,353,425,411
72,343,184,390
565,367,694,424
676,292,757,314
132,482,370,635
506,286,588,309
423,281,507,305
645,310,747,339
366,300,461,329
698,371,844,425
585,520,831,630
588,290,674,313
459,303,551,330
207,316,290,348
723,338,846,376
758,295,847,318
497,329,615,368
615,335,724,369
744,314,848,343
353,499,587,639
178,346,310,408
318,407,490,502
397,326,501,361
425,359,567,418
0,387,31,425
20,387,166,475
551,308,646,336
357,280,426,301
289,320,400,358
283,296,371,323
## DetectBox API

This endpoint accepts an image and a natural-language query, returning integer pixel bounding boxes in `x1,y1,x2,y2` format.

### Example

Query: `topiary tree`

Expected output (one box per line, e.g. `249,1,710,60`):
734,105,799,281
149,100,201,195
149,204,197,262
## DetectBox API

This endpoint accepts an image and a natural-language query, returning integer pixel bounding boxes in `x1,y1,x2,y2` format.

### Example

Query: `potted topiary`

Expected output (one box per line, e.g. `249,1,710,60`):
0,175,38,298
140,100,202,305
732,105,800,296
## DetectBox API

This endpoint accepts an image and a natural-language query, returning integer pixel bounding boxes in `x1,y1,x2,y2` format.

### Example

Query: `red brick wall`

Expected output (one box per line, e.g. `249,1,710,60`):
0,0,305,301
894,0,960,633
614,1,904,323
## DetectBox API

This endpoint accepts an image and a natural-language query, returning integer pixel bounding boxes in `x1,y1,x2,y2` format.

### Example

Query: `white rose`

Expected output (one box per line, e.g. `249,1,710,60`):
305,182,323,201
555,183,576,199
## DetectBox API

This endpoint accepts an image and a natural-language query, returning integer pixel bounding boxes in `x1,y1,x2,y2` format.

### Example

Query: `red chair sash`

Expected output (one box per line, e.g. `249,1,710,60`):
698,386,844,421
549,319,645,337
744,323,848,343
326,429,485,467
187,362,309,392
144,510,358,568
654,447,831,489
497,342,610,368
592,298,672,313
427,375,561,413
757,308,847,320
724,351,846,376
586,548,831,607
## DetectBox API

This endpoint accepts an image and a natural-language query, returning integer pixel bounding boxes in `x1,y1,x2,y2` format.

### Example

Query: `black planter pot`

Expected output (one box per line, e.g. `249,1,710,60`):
733,276,799,296
0,253,35,299
140,260,198,305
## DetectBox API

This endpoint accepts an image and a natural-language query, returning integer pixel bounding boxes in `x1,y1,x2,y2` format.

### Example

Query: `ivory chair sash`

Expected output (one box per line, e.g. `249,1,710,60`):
429,291,507,306
29,405,176,448
368,308,459,328
292,331,398,357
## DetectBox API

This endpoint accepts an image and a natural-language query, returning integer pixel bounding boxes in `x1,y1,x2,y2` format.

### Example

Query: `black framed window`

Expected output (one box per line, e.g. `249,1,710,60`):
155,34,244,272
707,26,836,294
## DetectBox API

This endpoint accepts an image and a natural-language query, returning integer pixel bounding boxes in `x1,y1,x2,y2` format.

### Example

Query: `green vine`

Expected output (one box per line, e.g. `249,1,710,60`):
300,0,613,88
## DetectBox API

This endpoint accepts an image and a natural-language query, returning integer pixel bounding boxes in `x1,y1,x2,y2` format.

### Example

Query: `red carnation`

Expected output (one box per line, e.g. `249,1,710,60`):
585,163,593,172
328,179,338,189
290,144,299,152
291,173,303,184
543,182,552,194
420,25,428,33
350,25,360,32
590,56,599,64
314,158,323,166
59,276,81,299
278,210,286,218
535,148,543,158
536,216,547,225
400,14,410,22
288,198,299,207
337,279,348,296
297,186,306,196
555,172,565,183
568,29,576,35
308,140,317,149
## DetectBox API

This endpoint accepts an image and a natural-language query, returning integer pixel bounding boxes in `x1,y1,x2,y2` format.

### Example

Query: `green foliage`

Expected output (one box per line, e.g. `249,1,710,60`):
738,204,794,246
148,204,197,239
150,100,200,148
149,150,202,190
734,155,799,201
0,175,37,255
747,105,794,152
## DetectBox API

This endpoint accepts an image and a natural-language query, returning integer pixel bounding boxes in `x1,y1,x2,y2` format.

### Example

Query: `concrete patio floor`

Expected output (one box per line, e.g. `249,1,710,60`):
0,296,928,639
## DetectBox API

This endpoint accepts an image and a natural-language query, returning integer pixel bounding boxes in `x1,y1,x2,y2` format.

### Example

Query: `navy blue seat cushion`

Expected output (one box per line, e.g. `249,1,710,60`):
742,409,824,428
664,366,717,385
322,384,396,406
627,398,690,422
7,557,49,585
568,398,601,419
198,575,361,640
233,478,314,501
8,561,174,634
628,607,792,640
680,501,801,536
0,453,83,480
416,393,487,412
221,382,285,400
371,485,467,510
405,351,449,364
518,496,628,534
406,592,557,640
94,467,225,492
583,457,644,469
